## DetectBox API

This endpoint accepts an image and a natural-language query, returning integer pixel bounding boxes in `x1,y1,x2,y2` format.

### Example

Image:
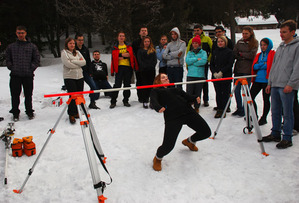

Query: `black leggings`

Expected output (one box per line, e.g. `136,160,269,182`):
250,82,270,119
156,113,211,158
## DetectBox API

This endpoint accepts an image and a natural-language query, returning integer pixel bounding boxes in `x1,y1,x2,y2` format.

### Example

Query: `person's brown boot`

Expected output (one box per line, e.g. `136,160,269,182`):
153,156,162,171
182,139,198,151
69,116,76,124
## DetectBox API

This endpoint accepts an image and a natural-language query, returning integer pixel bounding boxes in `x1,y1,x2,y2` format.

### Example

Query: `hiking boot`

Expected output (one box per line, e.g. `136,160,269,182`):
89,102,100,109
195,107,199,113
123,102,131,107
259,134,281,142
143,103,149,109
204,101,209,107
214,110,225,118
27,113,35,120
13,115,19,122
232,109,244,117
69,116,76,124
153,156,162,171
258,118,267,126
109,103,116,109
276,140,293,149
182,139,198,151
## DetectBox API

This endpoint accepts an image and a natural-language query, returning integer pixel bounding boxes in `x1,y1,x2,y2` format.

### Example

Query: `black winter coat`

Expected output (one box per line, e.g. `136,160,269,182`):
210,47,234,78
76,44,92,74
137,49,157,71
6,39,40,77
150,87,197,122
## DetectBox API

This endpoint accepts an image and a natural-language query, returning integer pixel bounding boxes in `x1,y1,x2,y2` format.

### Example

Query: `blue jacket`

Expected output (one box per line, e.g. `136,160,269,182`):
156,45,167,68
254,38,273,83
185,48,207,78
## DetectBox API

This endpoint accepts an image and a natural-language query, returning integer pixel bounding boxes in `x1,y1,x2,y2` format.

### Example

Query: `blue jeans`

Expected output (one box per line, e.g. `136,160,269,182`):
234,74,251,111
94,80,112,98
167,66,183,89
83,71,98,102
270,87,294,141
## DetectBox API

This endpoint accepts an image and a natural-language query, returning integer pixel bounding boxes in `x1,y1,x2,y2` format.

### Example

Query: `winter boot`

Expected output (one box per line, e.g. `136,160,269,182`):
89,101,100,109
153,156,162,171
69,116,76,124
276,140,293,149
182,138,198,151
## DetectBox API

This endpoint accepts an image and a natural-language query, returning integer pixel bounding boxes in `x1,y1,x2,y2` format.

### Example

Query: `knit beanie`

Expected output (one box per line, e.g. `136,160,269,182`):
192,35,201,45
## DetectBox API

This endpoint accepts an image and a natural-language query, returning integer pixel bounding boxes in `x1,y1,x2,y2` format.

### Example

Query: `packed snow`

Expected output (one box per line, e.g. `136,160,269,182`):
0,29,298,203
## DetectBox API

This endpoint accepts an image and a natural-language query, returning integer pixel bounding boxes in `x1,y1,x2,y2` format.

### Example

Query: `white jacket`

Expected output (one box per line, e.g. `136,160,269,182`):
61,49,86,79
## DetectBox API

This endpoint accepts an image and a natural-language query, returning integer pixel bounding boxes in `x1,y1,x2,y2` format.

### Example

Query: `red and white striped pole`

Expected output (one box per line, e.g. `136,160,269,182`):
44,75,256,98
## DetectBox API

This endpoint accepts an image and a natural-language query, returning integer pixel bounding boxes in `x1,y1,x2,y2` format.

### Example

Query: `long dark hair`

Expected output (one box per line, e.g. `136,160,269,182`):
64,37,77,56
242,26,258,50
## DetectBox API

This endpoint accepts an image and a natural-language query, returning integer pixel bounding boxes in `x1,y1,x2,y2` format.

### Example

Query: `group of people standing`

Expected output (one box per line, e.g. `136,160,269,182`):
4,19,298,172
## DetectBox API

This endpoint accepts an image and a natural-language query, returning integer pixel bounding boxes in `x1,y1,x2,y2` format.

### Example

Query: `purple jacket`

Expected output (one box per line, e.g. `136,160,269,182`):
6,39,40,77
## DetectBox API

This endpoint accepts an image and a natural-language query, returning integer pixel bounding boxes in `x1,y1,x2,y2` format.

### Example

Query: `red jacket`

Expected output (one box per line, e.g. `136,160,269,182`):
251,50,275,82
111,44,138,74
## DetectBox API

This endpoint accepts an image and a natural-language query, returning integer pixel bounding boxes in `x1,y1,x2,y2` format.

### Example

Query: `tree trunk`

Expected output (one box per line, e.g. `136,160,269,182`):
88,32,92,48
229,0,236,45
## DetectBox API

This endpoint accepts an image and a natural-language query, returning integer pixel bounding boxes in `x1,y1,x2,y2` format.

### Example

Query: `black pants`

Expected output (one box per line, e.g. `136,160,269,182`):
139,70,156,103
111,66,133,104
135,70,142,102
186,77,204,109
213,80,231,110
9,75,34,116
250,82,270,119
64,78,84,116
156,113,211,158
167,66,183,89
203,64,209,102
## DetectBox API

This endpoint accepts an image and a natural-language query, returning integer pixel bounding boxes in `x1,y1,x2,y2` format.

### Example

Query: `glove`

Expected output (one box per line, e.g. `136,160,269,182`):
213,71,223,79
218,71,223,78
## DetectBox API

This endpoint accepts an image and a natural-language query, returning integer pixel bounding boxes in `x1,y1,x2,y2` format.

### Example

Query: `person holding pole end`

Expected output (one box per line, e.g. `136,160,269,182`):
261,20,299,149
150,73,211,171
210,36,234,118
61,37,86,124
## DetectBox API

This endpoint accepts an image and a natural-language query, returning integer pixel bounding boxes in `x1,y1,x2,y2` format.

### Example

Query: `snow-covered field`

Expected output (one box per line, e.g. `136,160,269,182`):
0,29,298,203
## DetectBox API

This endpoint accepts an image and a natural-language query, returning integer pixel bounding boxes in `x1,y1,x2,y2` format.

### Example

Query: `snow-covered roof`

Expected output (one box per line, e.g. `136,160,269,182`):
235,15,278,25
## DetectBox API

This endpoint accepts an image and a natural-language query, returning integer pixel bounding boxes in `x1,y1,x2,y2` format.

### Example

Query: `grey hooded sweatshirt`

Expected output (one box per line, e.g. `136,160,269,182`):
162,27,186,67
268,37,299,90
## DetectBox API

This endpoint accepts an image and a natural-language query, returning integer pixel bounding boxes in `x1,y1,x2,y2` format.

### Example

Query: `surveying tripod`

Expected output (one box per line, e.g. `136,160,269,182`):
211,78,269,156
13,95,111,203
1,123,15,185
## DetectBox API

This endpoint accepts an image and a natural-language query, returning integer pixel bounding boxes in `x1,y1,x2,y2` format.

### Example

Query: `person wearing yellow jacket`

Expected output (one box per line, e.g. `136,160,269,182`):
186,24,212,107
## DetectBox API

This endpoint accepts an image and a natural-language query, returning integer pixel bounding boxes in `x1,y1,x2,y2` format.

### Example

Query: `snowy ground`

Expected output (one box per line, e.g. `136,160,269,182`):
0,29,299,203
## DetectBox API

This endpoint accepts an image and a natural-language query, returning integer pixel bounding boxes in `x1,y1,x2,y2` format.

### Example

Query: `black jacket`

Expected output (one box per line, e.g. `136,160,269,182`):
91,60,108,81
137,49,157,71
210,47,234,78
75,44,92,74
150,87,197,122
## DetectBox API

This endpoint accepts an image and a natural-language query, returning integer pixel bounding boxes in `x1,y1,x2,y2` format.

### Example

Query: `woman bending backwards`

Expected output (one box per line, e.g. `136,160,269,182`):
150,73,211,171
